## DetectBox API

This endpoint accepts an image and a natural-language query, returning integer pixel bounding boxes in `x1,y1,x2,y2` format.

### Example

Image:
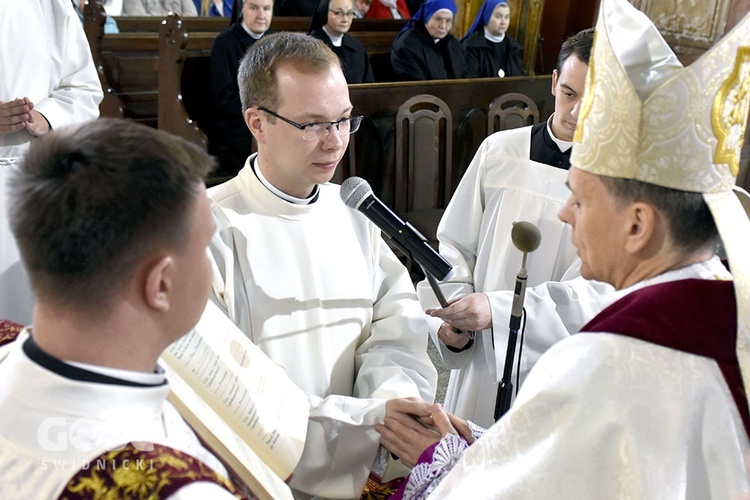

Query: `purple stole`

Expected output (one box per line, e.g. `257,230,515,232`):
57,442,246,499
580,278,750,438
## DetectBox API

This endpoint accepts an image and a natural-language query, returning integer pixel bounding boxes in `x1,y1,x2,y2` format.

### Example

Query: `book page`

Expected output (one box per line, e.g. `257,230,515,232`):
167,367,294,500
161,301,309,481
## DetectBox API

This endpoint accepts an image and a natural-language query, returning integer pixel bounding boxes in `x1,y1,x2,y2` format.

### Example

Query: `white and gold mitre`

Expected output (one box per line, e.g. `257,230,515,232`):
573,0,750,417
572,0,750,193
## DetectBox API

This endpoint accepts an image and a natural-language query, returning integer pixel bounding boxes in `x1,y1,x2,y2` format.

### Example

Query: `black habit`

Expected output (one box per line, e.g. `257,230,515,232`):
390,23,466,81
462,31,525,79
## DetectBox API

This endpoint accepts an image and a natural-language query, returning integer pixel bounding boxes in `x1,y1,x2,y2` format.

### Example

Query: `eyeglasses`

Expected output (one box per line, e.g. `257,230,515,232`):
329,9,355,17
258,107,362,141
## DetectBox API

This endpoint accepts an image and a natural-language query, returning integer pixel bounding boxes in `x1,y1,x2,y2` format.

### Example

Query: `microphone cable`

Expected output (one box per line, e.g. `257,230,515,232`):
514,306,528,396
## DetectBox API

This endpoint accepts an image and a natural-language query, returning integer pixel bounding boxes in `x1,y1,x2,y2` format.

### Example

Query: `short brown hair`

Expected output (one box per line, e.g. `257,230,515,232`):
9,119,215,312
600,176,720,255
237,31,341,114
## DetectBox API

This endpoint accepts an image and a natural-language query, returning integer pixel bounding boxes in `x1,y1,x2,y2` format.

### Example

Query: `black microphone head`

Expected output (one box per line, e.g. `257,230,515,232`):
511,221,541,253
340,176,373,209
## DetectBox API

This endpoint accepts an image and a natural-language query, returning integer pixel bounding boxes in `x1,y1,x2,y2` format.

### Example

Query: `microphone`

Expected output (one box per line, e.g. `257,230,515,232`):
495,221,541,421
508,221,542,330
340,176,453,281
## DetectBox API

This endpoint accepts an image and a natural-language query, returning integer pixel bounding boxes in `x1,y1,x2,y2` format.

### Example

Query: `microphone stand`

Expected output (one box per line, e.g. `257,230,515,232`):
424,267,448,308
494,251,530,421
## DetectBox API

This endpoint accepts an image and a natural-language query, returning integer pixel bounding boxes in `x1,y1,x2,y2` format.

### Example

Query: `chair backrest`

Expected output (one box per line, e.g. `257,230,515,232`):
394,94,453,217
487,92,540,134
454,106,486,192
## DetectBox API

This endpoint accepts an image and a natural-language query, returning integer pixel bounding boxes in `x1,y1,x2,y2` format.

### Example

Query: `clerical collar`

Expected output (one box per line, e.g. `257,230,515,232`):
546,114,572,153
241,22,265,39
483,28,505,43
323,26,344,47
252,157,319,204
22,333,166,387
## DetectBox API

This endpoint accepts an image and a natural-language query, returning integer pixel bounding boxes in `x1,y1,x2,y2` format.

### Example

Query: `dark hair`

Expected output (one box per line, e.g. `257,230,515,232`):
9,119,215,312
237,31,341,114
599,176,720,255
557,27,594,70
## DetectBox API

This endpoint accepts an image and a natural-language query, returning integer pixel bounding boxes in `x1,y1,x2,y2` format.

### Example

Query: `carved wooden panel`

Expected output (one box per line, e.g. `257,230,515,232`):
628,0,743,64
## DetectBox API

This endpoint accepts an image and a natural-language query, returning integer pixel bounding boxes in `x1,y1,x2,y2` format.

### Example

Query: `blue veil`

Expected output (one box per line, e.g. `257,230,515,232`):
395,0,457,41
460,0,508,42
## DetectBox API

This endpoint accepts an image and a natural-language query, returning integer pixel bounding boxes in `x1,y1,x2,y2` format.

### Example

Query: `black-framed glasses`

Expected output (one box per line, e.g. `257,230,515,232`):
258,107,362,141
329,8,356,17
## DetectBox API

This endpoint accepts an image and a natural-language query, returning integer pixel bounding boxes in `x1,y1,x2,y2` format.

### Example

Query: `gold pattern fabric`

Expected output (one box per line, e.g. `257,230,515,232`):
360,471,405,500
0,320,23,347
571,0,750,422
57,442,246,500
572,0,750,194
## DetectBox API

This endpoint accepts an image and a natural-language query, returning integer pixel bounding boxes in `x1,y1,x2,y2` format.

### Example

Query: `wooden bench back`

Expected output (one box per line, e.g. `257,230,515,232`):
347,76,553,206
83,4,405,125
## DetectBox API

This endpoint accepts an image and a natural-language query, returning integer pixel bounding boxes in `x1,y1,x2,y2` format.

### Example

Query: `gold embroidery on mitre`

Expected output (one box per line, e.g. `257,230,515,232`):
712,46,750,177
574,31,598,144
571,26,642,181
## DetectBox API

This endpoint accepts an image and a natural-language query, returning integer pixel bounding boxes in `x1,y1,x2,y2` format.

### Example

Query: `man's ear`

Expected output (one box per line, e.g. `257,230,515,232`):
144,255,174,312
245,107,264,144
551,68,559,96
624,202,658,255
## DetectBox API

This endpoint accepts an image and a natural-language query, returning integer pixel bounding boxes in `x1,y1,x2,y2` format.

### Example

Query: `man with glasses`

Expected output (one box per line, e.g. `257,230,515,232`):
206,32,438,499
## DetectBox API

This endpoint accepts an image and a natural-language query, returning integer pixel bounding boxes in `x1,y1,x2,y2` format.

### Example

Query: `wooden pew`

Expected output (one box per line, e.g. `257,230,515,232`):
347,76,554,206
155,14,403,141
84,6,233,126
158,14,216,150
115,16,403,34
113,15,232,32
82,1,125,119
89,8,557,200
84,4,405,127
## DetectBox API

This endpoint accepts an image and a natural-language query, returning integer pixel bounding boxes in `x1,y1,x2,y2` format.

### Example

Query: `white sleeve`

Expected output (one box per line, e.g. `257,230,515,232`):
485,275,618,386
428,334,750,499
291,238,438,498
209,207,438,498
33,0,102,129
167,482,243,499
416,139,488,368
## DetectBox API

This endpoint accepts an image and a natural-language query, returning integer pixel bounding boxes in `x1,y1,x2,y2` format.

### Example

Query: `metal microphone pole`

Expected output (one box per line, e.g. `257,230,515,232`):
494,251,529,420
493,221,540,421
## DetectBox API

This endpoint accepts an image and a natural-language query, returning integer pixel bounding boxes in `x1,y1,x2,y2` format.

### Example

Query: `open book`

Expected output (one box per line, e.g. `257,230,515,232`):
161,301,309,500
